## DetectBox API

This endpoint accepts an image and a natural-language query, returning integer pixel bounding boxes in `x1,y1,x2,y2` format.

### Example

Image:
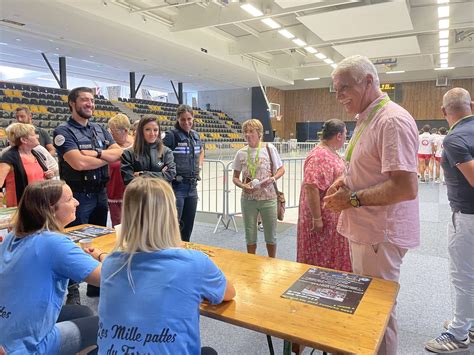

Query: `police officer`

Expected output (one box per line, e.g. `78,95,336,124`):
163,104,203,242
54,87,122,303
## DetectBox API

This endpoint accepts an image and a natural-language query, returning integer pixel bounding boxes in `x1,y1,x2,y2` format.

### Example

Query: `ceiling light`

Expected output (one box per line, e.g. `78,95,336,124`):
331,63,337,69
437,0,449,3
304,77,320,81
0,42,7,46
439,19,449,29
440,46,449,53
324,58,334,64
439,39,449,47
440,53,448,59
278,29,295,39
240,3,263,17
438,6,449,17
261,18,280,29
315,53,326,59
439,30,449,39
304,46,317,54
386,70,406,74
15,38,21,41
292,38,307,47
440,58,449,65
435,66,455,70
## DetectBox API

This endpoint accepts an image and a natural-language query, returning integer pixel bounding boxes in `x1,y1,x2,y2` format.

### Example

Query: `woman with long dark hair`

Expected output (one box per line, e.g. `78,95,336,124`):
121,115,176,185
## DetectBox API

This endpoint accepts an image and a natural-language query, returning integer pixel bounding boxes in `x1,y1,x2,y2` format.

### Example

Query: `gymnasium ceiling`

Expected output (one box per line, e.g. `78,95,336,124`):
0,0,473,92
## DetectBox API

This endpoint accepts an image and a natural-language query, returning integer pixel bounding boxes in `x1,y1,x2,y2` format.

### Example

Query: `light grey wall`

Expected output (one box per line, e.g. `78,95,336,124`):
198,88,252,123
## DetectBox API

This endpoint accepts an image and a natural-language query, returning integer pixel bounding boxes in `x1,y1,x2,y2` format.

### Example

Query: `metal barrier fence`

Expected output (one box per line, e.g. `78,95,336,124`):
204,141,348,160
198,157,305,233
198,141,349,232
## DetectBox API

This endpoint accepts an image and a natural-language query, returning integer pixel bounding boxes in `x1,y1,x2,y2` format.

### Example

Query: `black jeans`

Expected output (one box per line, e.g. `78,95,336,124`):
173,182,198,242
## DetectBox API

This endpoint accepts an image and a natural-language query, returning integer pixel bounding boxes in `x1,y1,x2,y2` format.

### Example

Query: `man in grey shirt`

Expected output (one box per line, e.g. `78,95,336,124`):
16,107,56,156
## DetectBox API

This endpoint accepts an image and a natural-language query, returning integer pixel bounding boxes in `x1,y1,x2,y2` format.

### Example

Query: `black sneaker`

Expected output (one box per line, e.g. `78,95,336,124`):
66,284,81,305
86,284,100,297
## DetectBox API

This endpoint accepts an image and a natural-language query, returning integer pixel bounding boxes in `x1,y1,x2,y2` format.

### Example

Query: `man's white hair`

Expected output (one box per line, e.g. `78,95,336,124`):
331,55,380,86
442,88,471,113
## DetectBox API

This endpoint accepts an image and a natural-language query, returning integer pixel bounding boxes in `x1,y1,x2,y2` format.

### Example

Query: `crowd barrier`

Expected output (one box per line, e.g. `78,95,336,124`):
197,157,305,233
198,141,348,232
204,141,348,160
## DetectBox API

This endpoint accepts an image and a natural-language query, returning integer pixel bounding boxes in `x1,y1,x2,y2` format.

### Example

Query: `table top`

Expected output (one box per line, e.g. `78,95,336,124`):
69,224,398,355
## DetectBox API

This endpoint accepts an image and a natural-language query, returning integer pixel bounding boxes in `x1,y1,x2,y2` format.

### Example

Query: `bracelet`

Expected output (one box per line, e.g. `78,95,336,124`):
312,217,322,221
98,252,108,262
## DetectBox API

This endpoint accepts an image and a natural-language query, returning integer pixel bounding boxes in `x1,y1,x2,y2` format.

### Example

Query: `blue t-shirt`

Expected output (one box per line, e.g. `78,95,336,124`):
0,231,99,355
98,249,227,355
441,115,474,213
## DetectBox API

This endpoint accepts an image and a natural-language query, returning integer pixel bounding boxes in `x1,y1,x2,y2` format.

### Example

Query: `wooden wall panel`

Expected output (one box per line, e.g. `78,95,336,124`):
268,78,474,140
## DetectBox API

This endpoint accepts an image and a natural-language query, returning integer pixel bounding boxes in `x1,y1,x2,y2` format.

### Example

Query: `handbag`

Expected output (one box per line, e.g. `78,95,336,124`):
266,145,285,221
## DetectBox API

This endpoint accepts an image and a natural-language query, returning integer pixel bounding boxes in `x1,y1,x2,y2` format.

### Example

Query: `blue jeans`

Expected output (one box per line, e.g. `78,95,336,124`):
69,189,108,227
173,182,198,242
56,305,98,355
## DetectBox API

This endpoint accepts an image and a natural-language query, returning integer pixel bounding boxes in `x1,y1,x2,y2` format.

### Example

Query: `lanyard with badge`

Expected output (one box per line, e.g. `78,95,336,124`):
247,142,261,179
344,96,391,173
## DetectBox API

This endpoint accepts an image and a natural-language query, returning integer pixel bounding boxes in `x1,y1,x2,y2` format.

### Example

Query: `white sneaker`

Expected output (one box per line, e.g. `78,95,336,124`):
425,332,470,353
444,320,474,343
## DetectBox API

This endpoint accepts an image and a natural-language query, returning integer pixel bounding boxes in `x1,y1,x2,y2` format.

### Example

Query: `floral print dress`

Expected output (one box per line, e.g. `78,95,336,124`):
297,146,352,272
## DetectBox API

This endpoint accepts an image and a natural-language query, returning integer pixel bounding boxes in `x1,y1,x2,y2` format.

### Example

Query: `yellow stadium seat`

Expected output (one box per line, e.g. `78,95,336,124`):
30,105,39,113
1,103,12,111
39,106,48,113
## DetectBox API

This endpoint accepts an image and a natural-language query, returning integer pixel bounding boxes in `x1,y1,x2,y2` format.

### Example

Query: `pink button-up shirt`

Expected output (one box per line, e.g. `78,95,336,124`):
337,94,420,249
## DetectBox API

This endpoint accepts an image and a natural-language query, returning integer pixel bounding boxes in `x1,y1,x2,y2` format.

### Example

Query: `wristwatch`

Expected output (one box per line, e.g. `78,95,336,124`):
349,192,361,208
96,148,103,159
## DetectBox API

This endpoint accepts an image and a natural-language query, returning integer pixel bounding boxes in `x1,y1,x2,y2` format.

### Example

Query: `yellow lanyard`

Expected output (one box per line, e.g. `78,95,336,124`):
345,96,391,162
447,115,472,134
247,142,261,179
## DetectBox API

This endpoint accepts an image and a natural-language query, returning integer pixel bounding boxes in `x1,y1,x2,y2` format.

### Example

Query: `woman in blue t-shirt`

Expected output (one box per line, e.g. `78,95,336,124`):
0,180,102,355
94,177,235,355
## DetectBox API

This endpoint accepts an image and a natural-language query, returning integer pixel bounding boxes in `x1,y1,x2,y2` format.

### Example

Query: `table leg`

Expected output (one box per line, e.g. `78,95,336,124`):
266,335,275,355
283,340,292,355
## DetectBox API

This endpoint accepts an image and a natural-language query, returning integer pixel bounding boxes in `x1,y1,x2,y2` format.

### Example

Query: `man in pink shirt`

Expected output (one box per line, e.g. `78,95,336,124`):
324,55,419,355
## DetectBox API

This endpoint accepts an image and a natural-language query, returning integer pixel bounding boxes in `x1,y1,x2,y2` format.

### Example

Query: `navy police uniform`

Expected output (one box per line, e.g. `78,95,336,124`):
54,117,115,227
163,127,202,242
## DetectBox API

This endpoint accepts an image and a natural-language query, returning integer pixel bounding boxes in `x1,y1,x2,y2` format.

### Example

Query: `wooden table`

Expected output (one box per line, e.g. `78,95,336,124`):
70,225,398,355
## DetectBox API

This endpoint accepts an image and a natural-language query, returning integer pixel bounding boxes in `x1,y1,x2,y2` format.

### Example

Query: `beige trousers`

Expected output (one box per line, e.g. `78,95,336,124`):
350,241,408,355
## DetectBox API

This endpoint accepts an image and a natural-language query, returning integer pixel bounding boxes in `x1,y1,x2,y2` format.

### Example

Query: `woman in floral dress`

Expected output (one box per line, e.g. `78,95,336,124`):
297,119,351,272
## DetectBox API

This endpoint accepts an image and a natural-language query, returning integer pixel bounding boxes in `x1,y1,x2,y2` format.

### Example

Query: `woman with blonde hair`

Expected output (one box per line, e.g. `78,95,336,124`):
0,180,102,354
106,113,134,226
0,123,55,207
232,119,285,257
95,177,235,354
121,115,176,185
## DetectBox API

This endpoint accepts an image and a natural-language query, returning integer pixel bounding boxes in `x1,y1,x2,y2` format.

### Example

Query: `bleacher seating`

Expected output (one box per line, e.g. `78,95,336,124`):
118,97,244,144
0,81,120,140
0,81,245,150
